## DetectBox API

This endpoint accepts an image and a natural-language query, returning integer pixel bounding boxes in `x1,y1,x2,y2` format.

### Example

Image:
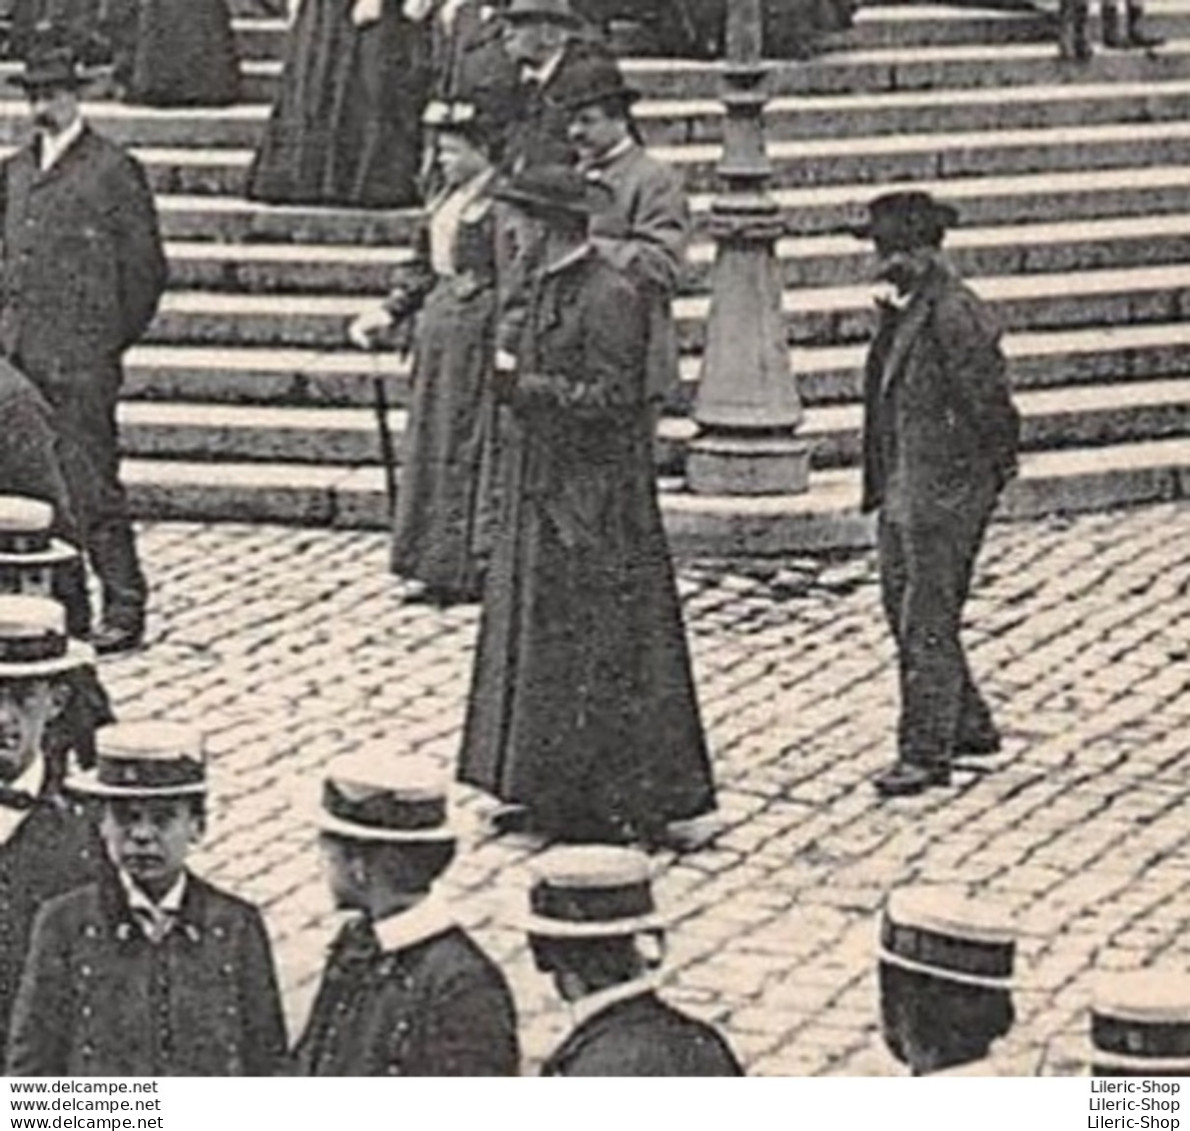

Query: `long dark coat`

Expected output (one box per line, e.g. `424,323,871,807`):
101,0,240,106
429,0,519,109
459,249,715,843
292,918,519,1076
387,179,501,600
542,992,744,1076
7,872,287,1076
0,792,105,1069
246,0,431,208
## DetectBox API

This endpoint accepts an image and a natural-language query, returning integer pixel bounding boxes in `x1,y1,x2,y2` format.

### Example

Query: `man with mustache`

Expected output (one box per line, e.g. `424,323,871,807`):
853,192,1020,798
0,36,167,656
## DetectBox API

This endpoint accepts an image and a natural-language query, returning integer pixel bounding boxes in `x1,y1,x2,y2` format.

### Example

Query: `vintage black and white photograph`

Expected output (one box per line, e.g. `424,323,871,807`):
0,0,1186,1081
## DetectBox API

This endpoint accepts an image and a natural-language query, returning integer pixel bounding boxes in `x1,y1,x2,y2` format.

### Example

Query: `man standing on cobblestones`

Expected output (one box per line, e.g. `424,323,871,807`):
0,39,167,657
854,192,1020,798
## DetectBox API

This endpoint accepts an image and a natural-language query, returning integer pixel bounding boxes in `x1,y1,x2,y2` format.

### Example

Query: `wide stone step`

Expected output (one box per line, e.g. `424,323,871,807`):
145,264,1190,349
115,378,1190,472
8,74,1190,150
150,165,1190,248
163,213,1190,294
120,436,1190,552
61,118,1190,196
120,322,1190,409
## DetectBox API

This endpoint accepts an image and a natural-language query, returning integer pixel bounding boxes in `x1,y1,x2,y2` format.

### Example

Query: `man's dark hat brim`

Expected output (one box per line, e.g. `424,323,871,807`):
493,178,612,218
7,61,101,92
553,81,641,113
850,195,960,245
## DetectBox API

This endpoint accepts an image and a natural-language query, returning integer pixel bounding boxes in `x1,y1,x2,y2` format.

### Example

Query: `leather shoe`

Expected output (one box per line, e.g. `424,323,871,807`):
93,621,144,656
874,761,951,797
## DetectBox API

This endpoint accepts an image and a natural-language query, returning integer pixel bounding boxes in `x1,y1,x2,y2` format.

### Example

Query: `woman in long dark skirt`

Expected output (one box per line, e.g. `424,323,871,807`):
246,0,433,208
349,100,501,604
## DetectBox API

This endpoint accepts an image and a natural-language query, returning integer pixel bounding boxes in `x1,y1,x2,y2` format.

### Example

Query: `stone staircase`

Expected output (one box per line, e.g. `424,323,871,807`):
4,1,1190,553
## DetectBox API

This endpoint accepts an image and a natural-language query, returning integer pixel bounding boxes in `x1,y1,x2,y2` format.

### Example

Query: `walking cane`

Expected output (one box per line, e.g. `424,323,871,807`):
370,355,398,522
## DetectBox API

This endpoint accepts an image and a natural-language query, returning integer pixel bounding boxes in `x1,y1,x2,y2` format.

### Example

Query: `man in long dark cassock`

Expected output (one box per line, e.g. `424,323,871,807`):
0,594,106,1068
522,846,743,1075
459,166,717,849
8,720,288,1076
293,753,520,1076
550,51,689,413
0,41,168,656
852,192,1020,799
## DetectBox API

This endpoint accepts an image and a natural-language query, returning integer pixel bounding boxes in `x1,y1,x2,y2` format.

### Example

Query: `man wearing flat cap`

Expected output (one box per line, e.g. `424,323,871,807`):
877,885,1039,1075
8,720,287,1076
292,753,519,1076
0,36,168,657
854,191,1020,799
0,594,106,1067
551,50,690,413
523,845,742,1075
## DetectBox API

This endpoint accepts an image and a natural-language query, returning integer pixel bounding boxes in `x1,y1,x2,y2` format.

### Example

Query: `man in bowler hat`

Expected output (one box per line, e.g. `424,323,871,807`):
0,39,168,656
8,720,287,1075
853,191,1020,798
292,753,519,1075
0,594,106,1066
550,50,690,412
522,845,743,1075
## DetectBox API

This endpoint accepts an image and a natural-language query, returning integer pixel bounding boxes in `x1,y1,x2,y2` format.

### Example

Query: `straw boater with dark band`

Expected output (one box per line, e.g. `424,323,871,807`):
293,753,519,1076
878,885,1038,1075
522,845,743,1075
853,191,1021,798
7,721,288,1076
0,39,168,656
0,497,115,776
0,595,105,1068
1085,971,1190,1078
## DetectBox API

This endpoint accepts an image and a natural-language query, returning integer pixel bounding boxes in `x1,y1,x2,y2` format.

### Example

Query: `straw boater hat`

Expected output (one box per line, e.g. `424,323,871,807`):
0,496,79,572
520,845,669,939
0,595,93,679
501,0,583,27
879,886,1017,989
69,720,207,798
851,191,961,251
318,753,457,843
1088,970,1190,1075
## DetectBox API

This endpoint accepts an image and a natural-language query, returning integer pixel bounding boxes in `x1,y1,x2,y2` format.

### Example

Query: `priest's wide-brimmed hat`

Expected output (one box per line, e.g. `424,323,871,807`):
502,0,583,27
317,753,458,843
0,496,79,570
0,594,93,679
519,845,669,939
493,164,613,218
69,720,208,798
879,885,1017,990
850,191,960,251
1087,970,1190,1075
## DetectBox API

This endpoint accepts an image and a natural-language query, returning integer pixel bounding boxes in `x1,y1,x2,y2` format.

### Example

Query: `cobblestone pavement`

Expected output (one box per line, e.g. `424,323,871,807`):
95,502,1190,1075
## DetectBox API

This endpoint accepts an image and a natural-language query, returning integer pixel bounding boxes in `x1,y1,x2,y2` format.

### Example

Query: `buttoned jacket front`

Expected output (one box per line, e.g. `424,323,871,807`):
7,872,287,1076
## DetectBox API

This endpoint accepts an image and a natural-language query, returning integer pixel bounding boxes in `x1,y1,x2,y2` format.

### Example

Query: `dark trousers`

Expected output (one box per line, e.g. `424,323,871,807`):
878,498,996,766
52,387,147,628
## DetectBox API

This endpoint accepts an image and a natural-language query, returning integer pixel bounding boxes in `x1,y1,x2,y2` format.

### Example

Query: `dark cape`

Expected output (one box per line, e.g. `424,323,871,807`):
246,0,431,208
387,176,501,601
103,0,241,106
458,249,716,843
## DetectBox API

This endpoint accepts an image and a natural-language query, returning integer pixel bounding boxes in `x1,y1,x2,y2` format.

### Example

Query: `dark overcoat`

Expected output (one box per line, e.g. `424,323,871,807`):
585,141,689,407
292,918,519,1076
0,792,104,1069
430,0,520,111
860,260,1020,523
458,249,716,843
7,872,287,1076
542,992,744,1076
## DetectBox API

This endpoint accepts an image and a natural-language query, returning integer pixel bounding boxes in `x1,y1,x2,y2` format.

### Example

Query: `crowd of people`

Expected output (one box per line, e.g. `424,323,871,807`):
0,0,1181,1081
